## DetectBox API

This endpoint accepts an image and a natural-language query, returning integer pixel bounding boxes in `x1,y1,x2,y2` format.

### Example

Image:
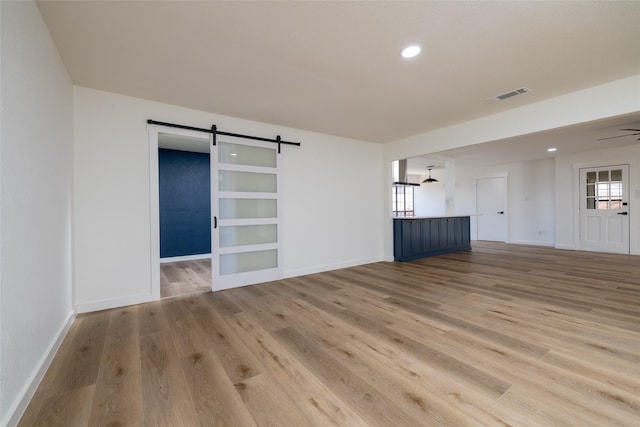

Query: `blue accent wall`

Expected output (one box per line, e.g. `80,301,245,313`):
159,149,211,258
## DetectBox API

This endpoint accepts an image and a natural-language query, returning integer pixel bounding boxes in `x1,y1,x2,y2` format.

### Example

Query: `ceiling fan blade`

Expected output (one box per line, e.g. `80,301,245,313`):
597,133,640,141
620,128,640,132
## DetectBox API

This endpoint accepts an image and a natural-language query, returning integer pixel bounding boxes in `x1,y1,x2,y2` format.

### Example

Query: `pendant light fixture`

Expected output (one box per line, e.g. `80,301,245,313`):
422,167,438,184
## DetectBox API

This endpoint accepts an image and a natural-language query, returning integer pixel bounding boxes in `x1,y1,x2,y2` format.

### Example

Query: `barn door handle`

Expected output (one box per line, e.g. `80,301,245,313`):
617,212,628,215
497,211,504,214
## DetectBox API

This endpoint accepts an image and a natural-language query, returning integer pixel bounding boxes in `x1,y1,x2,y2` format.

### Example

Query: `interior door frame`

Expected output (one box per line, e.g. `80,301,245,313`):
148,124,212,300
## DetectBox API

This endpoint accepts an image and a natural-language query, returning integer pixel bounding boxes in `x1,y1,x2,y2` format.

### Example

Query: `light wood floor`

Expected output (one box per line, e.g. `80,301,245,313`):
19,242,640,426
161,258,211,298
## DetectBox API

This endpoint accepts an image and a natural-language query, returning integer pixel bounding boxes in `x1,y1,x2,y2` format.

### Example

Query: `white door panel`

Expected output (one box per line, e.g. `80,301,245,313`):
476,177,507,242
212,135,282,290
607,217,624,244
579,165,629,254
585,217,600,242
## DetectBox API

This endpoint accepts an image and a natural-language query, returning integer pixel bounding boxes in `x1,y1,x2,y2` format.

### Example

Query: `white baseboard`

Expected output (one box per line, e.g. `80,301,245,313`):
284,256,385,279
4,310,76,427
160,253,211,263
508,240,555,247
555,244,576,250
75,292,156,314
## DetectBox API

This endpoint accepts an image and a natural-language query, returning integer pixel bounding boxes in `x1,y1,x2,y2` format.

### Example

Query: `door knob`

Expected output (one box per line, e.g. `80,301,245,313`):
497,211,504,214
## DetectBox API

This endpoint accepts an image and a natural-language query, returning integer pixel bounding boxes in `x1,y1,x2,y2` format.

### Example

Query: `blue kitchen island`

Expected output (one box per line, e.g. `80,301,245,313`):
393,216,471,262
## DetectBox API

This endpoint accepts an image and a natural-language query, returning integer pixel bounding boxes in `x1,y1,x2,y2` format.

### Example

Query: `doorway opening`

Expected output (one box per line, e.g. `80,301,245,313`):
158,132,212,298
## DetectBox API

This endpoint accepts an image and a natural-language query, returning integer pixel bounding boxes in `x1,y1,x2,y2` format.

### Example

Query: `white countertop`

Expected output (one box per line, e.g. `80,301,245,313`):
393,215,474,220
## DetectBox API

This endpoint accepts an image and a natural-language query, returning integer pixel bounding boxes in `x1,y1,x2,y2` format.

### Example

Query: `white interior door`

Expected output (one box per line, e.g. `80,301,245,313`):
579,165,629,254
211,135,282,290
476,176,507,241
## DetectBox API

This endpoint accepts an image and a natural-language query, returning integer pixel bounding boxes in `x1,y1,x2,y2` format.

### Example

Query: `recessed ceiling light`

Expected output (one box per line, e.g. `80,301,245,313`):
401,45,421,58
230,153,238,156
547,148,557,152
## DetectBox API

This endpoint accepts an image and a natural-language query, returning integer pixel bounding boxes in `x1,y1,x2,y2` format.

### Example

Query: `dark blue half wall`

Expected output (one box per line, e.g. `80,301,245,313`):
159,148,211,258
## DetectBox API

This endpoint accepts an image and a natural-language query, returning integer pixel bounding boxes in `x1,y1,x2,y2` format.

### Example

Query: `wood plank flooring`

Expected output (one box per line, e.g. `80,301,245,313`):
160,259,211,298
19,242,640,426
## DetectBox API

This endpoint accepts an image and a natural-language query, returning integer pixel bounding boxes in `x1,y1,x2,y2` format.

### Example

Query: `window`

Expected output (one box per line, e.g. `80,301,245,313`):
392,184,414,217
586,168,623,210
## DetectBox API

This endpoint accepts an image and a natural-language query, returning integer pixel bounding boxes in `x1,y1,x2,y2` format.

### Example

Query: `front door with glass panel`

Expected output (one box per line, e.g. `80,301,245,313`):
212,135,282,290
579,165,629,254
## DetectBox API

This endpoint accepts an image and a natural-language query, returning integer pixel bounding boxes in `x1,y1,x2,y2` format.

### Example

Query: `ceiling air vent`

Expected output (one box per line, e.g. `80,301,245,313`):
486,87,529,102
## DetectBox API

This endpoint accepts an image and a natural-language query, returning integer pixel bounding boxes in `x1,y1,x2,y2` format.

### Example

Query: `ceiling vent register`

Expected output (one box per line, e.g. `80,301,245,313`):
486,87,529,102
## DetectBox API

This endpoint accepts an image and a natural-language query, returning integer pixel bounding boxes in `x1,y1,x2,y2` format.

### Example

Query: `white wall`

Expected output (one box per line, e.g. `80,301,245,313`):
73,87,385,312
281,126,385,277
555,144,640,254
413,171,446,217
455,158,556,246
1,2,74,425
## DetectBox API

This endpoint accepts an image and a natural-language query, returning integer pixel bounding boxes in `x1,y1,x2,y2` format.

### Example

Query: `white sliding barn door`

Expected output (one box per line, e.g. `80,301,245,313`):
579,165,629,254
211,135,282,290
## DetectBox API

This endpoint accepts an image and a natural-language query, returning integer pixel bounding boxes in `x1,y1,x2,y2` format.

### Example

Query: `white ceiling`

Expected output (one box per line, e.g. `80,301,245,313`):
37,1,640,146
408,114,640,174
